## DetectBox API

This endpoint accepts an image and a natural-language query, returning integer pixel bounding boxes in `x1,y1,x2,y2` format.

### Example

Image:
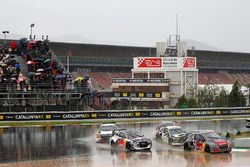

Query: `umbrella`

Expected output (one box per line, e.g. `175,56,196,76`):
26,61,33,65
33,58,43,62
44,59,51,63
45,66,53,71
35,72,42,76
67,77,73,81
28,72,35,76
74,76,84,82
36,68,44,72
0,62,7,66
19,38,27,42
56,74,65,79
11,74,18,77
84,75,90,79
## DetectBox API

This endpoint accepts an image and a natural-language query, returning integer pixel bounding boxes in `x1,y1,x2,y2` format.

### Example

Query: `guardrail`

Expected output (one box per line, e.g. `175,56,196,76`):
0,107,250,122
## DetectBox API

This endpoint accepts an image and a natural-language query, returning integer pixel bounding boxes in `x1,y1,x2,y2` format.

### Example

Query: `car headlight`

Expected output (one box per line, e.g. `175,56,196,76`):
128,141,134,146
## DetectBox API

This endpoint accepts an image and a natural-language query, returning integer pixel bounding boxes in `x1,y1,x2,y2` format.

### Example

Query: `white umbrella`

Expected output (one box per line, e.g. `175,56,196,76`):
35,72,42,75
36,68,44,72
26,61,33,65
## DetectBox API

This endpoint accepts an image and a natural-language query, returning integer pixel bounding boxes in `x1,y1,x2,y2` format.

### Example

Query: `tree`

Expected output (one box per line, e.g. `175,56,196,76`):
197,83,220,107
214,88,229,107
187,98,199,108
228,80,246,107
175,95,188,108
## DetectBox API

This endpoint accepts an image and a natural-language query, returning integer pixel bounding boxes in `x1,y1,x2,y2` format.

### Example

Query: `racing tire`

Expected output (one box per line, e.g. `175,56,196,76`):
204,145,210,153
184,143,194,151
126,142,135,151
168,138,173,145
156,135,161,141
111,140,117,149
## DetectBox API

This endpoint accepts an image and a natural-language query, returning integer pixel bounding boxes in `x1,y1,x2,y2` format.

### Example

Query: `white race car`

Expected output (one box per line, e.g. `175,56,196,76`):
96,123,118,143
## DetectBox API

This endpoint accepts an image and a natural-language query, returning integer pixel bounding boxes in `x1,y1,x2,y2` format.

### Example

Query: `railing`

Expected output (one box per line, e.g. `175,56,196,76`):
57,56,133,67
0,83,89,94
198,60,250,70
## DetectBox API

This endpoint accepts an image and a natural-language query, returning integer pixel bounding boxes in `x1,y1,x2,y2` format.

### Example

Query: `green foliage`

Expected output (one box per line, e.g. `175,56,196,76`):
187,98,199,108
176,80,247,108
214,88,228,107
175,95,188,108
228,80,246,107
197,84,220,107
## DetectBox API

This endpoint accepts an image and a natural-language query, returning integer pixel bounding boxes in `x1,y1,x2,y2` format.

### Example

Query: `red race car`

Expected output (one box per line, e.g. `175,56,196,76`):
184,130,232,153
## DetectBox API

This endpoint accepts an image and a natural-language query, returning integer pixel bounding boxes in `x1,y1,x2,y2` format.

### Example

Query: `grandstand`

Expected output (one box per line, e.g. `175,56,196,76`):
0,39,96,112
1,39,250,110
50,42,250,90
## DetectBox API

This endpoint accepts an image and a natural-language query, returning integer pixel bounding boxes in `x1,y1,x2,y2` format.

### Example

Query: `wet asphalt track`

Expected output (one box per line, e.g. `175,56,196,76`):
0,119,250,167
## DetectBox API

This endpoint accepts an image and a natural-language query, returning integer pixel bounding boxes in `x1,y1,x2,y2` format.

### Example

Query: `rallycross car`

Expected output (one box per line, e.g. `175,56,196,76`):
160,126,188,145
96,123,118,143
110,129,152,151
154,121,176,140
246,118,250,128
184,130,232,153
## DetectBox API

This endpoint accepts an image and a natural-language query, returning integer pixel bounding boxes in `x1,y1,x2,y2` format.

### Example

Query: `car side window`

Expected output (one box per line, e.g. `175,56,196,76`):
194,134,205,141
118,132,126,138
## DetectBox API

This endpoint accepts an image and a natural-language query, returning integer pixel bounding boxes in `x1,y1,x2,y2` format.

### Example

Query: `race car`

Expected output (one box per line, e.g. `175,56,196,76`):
110,129,152,151
96,123,118,143
154,121,176,140
160,126,188,145
183,130,232,153
246,118,250,128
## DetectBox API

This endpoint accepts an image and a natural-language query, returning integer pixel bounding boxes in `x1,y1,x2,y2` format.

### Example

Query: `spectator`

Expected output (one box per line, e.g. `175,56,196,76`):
15,62,20,75
10,41,17,54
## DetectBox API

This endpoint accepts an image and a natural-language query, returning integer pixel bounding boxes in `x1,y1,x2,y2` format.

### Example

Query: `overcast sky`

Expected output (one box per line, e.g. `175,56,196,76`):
1,0,250,52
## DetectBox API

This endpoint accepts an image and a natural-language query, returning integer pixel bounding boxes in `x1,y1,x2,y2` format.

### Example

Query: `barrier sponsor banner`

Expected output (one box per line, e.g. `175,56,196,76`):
0,108,250,121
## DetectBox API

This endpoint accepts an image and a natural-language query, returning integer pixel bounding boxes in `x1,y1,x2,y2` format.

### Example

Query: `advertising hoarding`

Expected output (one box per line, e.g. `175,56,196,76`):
133,57,196,70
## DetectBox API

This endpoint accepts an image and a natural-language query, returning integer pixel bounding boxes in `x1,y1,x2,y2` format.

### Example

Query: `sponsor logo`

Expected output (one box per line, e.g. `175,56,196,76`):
149,112,175,117
62,114,90,119
91,114,97,118
45,115,51,119
138,58,162,68
107,113,134,118
191,111,215,115
183,57,196,68
15,115,44,120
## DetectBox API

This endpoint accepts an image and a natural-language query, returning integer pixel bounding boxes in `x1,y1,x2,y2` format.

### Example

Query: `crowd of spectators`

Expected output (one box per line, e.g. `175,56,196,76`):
0,41,25,91
0,38,93,93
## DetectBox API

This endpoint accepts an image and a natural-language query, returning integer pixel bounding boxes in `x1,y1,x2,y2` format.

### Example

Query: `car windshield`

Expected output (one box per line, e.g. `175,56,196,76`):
169,128,185,135
204,132,221,139
126,131,144,139
157,122,174,130
100,125,116,131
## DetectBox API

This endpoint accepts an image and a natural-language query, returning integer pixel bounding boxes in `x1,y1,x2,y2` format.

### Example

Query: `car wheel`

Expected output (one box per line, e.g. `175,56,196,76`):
126,142,135,151
168,138,173,145
205,145,210,153
111,140,117,148
184,143,189,151
184,143,194,151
